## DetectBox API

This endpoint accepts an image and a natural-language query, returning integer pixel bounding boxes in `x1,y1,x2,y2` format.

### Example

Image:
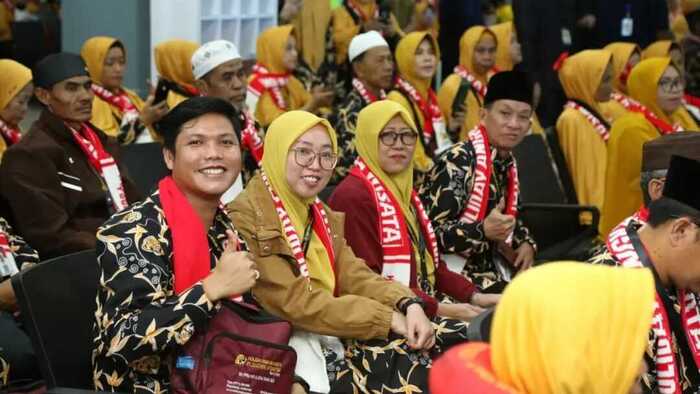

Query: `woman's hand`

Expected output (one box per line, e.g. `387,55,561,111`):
405,304,435,350
139,94,169,127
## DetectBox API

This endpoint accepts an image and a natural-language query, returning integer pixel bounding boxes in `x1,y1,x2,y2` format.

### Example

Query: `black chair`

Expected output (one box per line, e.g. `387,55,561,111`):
513,133,599,261
11,249,100,391
120,142,169,195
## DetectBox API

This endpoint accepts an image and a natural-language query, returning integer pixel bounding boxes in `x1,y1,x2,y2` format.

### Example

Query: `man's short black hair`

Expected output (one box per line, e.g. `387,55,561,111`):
156,96,241,153
647,197,700,228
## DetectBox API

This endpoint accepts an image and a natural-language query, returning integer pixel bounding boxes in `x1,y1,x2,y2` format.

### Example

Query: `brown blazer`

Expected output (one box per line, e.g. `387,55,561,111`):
0,109,141,259
229,174,415,340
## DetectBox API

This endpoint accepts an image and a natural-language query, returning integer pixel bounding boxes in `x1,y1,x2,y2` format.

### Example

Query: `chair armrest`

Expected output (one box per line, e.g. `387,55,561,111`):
519,203,600,229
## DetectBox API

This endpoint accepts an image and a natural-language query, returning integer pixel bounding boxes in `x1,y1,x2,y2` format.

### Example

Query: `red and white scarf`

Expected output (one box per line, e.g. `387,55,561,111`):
241,110,264,164
247,64,290,110
352,78,386,104
91,84,140,126
345,0,378,21
462,125,519,232
453,65,488,100
0,118,21,146
350,158,440,286
0,230,17,278
606,220,700,394
394,76,443,143
611,92,647,114
68,123,128,212
564,101,610,142
611,92,683,135
260,170,338,295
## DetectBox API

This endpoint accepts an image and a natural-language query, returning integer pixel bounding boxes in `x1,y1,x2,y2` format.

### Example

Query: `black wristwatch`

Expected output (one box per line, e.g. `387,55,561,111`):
398,297,425,314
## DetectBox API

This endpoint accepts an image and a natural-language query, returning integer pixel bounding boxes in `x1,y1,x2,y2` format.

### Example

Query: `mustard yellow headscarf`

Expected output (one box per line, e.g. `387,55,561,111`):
81,36,121,84
154,39,199,88
490,22,514,71
292,0,331,71
395,31,440,98
558,50,612,115
256,25,295,74
0,59,31,111
604,42,640,93
458,26,498,83
261,110,339,293
642,40,674,60
491,262,655,394
355,100,436,284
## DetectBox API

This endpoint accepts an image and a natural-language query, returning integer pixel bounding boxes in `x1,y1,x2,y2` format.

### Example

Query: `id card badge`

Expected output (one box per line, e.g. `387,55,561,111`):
561,28,572,46
0,251,18,278
433,119,452,153
101,160,128,211
621,17,633,37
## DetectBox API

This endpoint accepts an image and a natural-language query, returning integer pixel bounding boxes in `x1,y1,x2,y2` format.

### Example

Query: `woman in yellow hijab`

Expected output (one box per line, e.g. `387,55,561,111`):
599,57,699,237
601,42,642,122
0,59,31,162
555,50,614,212
81,36,167,144
643,40,685,68
230,110,437,393
248,25,332,127
329,100,498,326
430,262,655,394
388,31,446,174
153,39,200,109
438,26,497,140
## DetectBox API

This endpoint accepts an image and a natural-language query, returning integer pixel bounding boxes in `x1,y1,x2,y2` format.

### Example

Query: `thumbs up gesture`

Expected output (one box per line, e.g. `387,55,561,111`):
483,198,516,242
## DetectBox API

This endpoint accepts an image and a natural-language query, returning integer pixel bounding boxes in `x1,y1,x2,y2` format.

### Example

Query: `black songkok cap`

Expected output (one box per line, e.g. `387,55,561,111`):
642,132,700,172
33,52,88,89
484,70,533,107
662,155,700,211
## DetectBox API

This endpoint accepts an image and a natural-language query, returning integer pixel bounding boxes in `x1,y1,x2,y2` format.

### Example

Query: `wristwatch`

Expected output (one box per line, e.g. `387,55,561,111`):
398,297,425,315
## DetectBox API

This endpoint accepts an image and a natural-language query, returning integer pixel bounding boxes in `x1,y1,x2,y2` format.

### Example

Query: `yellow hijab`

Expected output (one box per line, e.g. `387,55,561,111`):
256,25,295,74
642,40,674,60
490,22,514,71
458,26,498,82
558,50,612,115
154,39,199,88
491,262,654,394
604,42,640,93
261,111,339,293
292,0,331,71
81,36,121,84
0,59,31,111
355,100,436,284
395,31,440,98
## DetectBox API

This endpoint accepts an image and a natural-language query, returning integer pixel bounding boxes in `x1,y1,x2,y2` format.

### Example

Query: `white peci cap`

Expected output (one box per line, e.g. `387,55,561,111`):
348,31,389,62
191,39,241,80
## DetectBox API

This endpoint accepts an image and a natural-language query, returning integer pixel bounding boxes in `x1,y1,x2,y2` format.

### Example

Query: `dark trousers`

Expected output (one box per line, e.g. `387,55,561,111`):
0,311,39,388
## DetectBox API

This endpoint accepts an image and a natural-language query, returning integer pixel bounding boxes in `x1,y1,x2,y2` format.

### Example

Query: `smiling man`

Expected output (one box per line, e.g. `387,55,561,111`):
420,70,537,291
0,52,140,259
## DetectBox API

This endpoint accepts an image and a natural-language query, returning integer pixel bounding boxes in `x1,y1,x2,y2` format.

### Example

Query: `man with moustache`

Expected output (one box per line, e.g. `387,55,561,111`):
330,31,394,183
420,71,537,291
0,53,140,259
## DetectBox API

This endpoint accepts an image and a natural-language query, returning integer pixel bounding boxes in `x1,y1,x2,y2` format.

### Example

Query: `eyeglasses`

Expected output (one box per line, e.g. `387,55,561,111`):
291,147,338,170
379,131,418,146
658,77,685,93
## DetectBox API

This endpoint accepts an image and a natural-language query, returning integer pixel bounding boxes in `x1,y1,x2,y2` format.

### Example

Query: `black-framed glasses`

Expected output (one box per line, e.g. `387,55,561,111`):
379,131,418,146
291,147,338,170
658,77,685,93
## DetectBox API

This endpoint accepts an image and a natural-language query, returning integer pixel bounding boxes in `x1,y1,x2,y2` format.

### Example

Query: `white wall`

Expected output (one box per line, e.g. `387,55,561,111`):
149,0,202,83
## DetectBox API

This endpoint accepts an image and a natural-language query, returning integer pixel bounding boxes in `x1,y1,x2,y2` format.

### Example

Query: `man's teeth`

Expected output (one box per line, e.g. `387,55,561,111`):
201,168,224,175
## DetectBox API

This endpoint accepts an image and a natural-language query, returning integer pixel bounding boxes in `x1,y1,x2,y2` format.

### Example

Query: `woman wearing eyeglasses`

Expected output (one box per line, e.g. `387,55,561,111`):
229,110,437,393
600,57,699,238
328,100,498,333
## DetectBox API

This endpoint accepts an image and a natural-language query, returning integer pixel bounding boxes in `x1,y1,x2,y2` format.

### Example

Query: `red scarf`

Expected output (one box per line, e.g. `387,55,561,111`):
453,65,488,100
431,343,518,394
0,232,10,257
247,64,290,110
606,219,700,394
394,76,443,143
91,84,140,125
0,230,17,278
350,158,440,286
0,118,21,146
462,125,519,235
241,110,264,163
611,92,683,135
260,170,338,296
68,123,128,212
345,0,378,21
564,101,610,142
352,78,386,104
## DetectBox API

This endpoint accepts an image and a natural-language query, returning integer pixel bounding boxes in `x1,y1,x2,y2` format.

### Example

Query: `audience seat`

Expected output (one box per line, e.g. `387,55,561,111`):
120,142,169,195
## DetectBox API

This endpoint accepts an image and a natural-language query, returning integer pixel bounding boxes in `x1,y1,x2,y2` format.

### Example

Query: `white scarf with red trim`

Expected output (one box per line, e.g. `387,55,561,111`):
564,101,610,142
394,76,443,143
241,110,264,164
68,123,129,212
91,84,140,127
247,64,290,110
350,158,439,286
0,118,21,146
606,218,700,394
352,78,386,104
453,65,488,100
462,125,519,233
